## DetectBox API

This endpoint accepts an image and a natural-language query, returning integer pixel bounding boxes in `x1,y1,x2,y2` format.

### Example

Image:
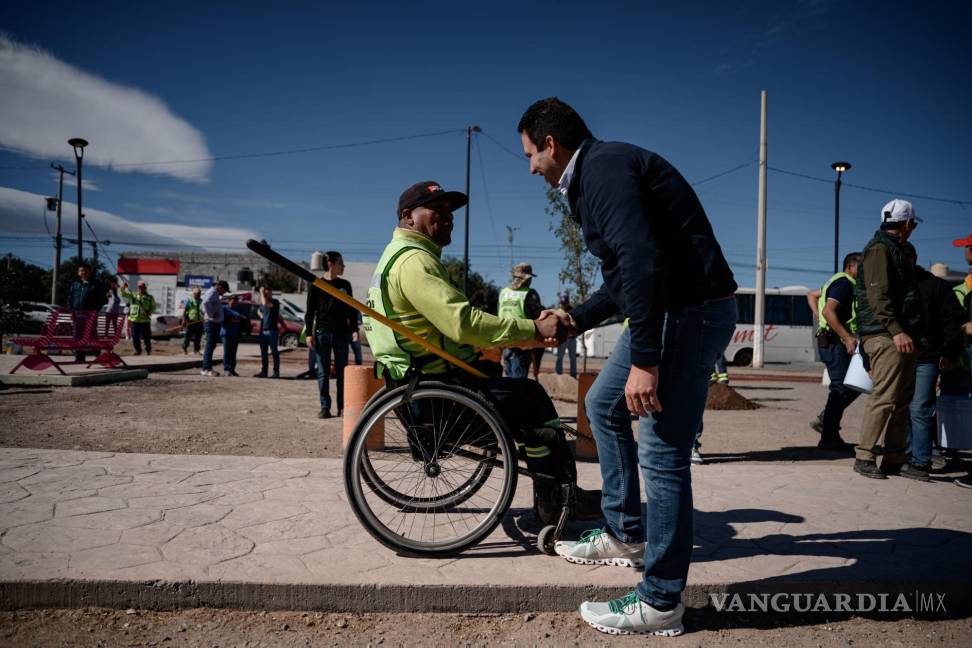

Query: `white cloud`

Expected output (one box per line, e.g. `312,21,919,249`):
0,186,260,250
0,34,212,182
49,171,99,192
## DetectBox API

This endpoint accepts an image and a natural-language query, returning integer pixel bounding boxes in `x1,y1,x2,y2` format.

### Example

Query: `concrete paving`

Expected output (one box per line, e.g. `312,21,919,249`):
0,368,148,387
1,447,969,613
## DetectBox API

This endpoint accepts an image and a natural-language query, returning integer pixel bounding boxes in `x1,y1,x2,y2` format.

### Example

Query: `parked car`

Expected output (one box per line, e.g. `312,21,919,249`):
151,314,183,339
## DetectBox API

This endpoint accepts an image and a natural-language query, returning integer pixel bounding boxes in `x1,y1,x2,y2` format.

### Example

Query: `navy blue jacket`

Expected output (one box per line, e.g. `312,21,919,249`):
567,140,737,366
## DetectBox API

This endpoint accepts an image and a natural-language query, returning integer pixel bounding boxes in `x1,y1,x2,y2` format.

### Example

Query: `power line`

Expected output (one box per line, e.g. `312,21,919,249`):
479,130,524,161
473,136,502,253
768,166,971,207
690,162,753,187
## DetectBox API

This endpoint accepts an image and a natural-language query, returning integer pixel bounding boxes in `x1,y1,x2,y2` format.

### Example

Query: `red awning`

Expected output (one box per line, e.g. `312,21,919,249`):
116,258,180,275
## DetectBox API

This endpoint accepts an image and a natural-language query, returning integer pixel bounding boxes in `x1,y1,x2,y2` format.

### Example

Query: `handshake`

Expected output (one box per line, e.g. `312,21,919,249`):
533,309,577,347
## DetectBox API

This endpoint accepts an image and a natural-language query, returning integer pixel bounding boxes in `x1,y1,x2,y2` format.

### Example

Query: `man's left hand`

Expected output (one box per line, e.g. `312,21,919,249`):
352,332,359,343
625,364,662,417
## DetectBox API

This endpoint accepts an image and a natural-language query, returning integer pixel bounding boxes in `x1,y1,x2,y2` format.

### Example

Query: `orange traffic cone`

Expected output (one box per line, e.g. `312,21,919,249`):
342,365,385,450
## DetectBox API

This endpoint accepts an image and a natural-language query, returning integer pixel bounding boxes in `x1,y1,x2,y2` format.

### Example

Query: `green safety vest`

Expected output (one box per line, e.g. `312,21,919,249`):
817,272,858,335
498,287,528,320
121,290,155,324
184,297,203,323
364,236,478,380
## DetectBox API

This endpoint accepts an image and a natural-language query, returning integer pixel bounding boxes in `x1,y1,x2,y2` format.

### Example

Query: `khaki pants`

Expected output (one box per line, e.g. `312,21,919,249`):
856,334,917,464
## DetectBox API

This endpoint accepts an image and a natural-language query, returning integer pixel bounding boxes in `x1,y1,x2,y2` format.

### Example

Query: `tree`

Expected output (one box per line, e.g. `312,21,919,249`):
441,256,499,314
257,262,301,293
0,254,51,343
546,187,598,305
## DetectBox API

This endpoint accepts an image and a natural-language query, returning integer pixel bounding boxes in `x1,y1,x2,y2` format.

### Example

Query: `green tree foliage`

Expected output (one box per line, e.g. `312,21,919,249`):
441,256,499,314
546,187,598,304
258,262,301,293
0,254,49,307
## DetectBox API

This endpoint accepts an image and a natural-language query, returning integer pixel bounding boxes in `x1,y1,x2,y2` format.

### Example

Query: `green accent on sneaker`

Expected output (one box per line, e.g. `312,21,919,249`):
579,528,607,545
608,592,643,620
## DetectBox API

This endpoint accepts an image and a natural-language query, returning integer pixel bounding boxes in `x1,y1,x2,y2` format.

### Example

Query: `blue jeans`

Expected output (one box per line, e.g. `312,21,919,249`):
221,335,239,372
350,338,363,365
585,297,736,609
202,321,220,370
502,347,532,378
555,336,578,377
907,362,939,467
314,330,349,411
259,329,280,375
818,341,860,438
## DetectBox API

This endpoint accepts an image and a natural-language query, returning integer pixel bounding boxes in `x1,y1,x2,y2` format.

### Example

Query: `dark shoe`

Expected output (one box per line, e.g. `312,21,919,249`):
318,409,332,419
573,486,604,521
930,454,948,472
133,351,142,356
900,463,931,482
881,462,903,477
253,372,267,378
854,459,887,480
227,370,239,377
955,474,972,489
270,373,280,379
337,409,343,417
182,347,188,355
817,437,854,452
809,417,824,434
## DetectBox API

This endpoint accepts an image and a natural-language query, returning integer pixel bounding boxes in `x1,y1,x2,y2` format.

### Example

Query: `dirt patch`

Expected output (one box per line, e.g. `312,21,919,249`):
0,608,968,647
706,382,761,410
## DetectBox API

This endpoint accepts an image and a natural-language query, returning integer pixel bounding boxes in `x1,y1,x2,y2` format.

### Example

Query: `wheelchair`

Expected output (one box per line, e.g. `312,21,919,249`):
343,371,590,557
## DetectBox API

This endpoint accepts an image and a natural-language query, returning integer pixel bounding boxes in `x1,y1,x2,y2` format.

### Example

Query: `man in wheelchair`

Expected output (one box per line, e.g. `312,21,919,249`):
363,180,601,524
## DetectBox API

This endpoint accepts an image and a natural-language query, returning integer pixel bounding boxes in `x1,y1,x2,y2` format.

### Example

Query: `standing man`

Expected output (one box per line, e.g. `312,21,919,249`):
518,97,737,636
853,199,925,479
554,292,578,378
254,286,281,379
200,280,229,377
181,287,205,355
120,280,156,356
903,243,965,481
943,234,972,489
809,252,862,451
220,295,247,377
104,278,122,337
305,251,358,418
65,262,106,362
498,263,543,378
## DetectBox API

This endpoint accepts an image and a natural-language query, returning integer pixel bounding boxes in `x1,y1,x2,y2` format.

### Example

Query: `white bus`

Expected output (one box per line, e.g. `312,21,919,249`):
582,286,819,365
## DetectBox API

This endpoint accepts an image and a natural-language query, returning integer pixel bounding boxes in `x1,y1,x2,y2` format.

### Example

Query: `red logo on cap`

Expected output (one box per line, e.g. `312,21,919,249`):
428,184,442,193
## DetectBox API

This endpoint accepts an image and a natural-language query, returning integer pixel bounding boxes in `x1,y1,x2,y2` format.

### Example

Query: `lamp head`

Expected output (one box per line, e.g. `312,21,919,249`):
831,161,851,173
68,138,89,159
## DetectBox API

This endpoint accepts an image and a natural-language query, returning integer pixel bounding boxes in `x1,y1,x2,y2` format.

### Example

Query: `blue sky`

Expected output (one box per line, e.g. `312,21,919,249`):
1,1,970,304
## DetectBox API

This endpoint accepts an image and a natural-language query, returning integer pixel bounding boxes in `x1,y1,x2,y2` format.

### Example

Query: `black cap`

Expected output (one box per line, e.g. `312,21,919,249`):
397,180,468,216
216,280,230,291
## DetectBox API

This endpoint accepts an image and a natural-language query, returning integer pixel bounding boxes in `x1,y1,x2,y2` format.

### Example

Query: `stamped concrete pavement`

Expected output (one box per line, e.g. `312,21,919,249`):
0,447,970,613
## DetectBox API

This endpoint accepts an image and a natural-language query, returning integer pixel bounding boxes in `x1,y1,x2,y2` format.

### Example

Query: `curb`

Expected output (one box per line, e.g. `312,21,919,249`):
1,580,968,616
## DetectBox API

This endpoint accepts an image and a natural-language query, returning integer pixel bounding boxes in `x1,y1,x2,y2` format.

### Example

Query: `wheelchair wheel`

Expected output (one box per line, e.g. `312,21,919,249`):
344,381,517,556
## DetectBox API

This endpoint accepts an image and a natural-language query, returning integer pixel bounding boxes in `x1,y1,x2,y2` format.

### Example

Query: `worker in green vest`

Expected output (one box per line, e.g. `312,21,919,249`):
498,263,543,378
364,180,601,524
945,234,972,489
181,287,204,355
120,280,157,356
806,252,861,451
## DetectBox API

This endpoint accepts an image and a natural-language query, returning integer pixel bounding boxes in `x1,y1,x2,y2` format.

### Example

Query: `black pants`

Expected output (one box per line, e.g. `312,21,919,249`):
182,321,203,352
131,322,152,354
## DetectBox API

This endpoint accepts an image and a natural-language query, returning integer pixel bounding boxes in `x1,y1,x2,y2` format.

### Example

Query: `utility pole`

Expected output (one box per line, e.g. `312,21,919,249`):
463,125,481,294
831,161,851,273
68,138,88,263
753,90,768,369
49,163,75,304
506,225,519,268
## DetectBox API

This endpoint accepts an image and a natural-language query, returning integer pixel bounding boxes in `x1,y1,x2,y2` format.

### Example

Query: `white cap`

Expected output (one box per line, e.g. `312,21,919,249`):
881,198,923,224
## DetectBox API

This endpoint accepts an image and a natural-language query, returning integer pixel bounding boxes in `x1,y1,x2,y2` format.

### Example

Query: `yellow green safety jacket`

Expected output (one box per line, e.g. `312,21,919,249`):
817,271,857,335
120,289,156,324
498,286,528,319
364,228,535,380
183,296,203,323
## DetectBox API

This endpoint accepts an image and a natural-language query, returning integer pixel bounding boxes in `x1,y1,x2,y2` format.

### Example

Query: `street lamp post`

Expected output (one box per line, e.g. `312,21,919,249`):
831,161,851,273
69,138,88,263
463,125,481,294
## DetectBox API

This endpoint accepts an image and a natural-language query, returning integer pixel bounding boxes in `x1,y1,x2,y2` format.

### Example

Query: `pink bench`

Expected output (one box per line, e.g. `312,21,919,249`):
8,308,129,374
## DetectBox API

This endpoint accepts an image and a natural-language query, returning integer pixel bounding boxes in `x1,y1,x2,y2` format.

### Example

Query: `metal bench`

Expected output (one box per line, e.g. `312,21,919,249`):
8,308,128,374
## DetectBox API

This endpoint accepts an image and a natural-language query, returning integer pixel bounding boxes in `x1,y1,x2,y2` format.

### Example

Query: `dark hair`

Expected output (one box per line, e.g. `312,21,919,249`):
517,97,593,151
842,252,861,270
325,251,343,267
77,262,91,271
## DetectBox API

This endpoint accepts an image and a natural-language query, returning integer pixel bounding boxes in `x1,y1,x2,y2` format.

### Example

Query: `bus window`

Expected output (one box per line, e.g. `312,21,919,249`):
791,296,814,326
765,295,789,325
737,294,755,324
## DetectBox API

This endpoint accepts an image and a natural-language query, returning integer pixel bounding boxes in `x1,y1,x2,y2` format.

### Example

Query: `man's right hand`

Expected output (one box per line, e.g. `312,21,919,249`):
534,312,566,345
843,337,857,355
306,335,314,349
892,332,914,354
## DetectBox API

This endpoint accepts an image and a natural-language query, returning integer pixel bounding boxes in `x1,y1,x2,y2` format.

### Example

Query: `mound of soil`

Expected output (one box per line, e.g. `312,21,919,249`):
706,382,761,410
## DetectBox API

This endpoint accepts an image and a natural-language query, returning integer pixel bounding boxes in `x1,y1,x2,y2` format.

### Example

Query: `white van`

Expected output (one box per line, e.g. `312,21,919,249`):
582,286,818,365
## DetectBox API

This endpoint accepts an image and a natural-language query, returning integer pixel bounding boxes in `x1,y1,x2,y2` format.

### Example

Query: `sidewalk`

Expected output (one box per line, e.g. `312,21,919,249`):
1,447,969,613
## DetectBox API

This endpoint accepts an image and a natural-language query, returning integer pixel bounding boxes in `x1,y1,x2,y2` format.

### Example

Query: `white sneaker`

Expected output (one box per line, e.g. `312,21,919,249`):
580,591,684,636
554,528,644,568
691,448,704,464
